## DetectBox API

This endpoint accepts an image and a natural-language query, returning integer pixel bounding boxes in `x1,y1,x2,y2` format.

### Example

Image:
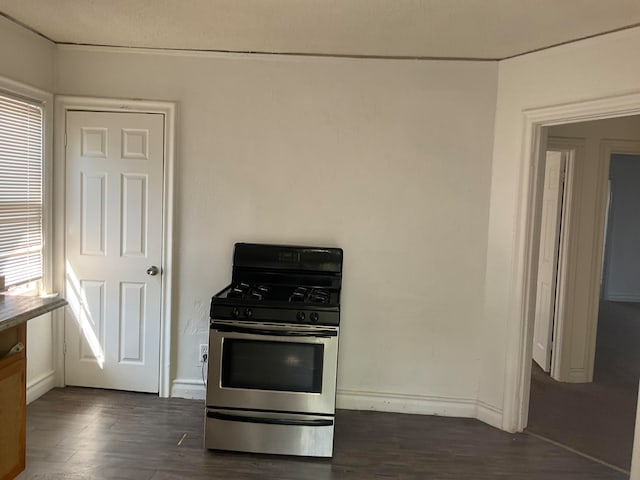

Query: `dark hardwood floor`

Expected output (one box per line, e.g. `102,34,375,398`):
528,362,636,471
17,387,626,480
527,300,640,471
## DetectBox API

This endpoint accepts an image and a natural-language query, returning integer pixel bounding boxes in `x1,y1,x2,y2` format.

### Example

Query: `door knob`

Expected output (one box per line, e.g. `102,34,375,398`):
146,266,160,276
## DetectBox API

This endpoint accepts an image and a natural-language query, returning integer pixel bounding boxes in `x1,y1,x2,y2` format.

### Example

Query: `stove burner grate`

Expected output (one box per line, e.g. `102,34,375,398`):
288,287,330,304
226,283,331,304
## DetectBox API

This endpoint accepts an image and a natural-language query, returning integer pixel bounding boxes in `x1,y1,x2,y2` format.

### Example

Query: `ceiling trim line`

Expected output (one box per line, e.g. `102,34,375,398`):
0,12,55,44
5,9,640,62
502,21,640,61
53,41,499,62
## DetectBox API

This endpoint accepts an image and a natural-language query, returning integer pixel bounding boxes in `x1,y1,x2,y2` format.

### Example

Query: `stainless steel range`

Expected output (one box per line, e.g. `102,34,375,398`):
205,243,343,458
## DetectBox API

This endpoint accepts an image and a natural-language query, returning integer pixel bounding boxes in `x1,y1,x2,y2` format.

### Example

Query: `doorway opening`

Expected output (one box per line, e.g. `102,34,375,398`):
525,116,640,472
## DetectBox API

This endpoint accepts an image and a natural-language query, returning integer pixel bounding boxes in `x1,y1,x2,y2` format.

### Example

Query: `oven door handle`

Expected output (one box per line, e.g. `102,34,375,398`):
207,411,334,427
213,325,338,338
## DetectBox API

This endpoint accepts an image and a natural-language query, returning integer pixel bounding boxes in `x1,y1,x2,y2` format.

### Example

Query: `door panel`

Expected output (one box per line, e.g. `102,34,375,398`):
65,110,163,392
80,172,107,255
532,151,566,372
121,174,148,256
119,282,146,364
78,279,105,363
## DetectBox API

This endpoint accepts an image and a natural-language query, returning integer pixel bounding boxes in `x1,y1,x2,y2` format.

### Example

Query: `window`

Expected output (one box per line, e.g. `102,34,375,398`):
0,92,44,289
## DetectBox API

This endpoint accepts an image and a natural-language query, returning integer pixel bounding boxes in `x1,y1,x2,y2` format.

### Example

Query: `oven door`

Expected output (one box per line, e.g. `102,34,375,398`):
207,320,339,415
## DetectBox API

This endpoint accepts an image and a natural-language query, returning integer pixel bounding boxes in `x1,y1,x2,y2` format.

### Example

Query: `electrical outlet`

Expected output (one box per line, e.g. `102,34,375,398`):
199,344,209,362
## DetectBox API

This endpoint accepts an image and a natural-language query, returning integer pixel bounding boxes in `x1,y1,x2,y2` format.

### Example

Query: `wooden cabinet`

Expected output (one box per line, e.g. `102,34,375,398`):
0,324,26,480
0,295,66,480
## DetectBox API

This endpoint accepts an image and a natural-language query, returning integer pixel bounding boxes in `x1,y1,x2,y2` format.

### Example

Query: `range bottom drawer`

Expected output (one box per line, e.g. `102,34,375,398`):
205,409,334,457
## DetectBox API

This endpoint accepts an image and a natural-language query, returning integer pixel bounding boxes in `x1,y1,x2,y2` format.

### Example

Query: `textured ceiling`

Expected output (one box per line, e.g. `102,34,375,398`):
2,0,640,59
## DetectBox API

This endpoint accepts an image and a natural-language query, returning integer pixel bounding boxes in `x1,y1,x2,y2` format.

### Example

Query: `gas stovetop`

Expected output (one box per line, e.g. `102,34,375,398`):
220,282,338,305
210,243,343,326
211,282,340,325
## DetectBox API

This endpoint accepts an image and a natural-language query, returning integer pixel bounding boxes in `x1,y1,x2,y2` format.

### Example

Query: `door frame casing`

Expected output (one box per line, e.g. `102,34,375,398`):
503,91,640,435
54,96,176,397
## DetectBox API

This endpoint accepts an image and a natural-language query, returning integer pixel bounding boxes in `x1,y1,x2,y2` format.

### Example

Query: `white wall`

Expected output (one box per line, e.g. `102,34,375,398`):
482,26,640,427
0,16,58,403
55,46,498,413
0,15,54,90
25,312,57,403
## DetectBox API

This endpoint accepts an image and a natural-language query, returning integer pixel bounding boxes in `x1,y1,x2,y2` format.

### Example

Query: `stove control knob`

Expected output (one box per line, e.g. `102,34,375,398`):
296,311,306,322
244,308,253,318
231,308,240,319
310,312,319,323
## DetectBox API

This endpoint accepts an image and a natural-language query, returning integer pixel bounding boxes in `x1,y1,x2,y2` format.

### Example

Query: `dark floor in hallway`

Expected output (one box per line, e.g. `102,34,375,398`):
17,387,625,479
527,300,640,471
528,362,635,471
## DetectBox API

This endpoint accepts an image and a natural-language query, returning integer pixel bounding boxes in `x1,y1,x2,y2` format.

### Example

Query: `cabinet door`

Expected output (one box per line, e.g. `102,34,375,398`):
0,354,26,479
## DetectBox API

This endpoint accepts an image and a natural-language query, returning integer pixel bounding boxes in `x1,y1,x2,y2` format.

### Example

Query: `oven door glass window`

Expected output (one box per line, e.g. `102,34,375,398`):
221,339,324,393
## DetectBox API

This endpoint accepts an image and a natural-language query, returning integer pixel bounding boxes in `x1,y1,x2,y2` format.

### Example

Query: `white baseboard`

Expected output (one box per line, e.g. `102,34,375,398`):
27,370,56,405
569,368,589,383
337,389,477,418
475,400,503,430
171,378,205,400
168,382,506,430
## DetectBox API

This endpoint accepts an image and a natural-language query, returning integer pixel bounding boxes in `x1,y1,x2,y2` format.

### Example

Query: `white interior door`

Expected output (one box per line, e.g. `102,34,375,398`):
64,110,164,392
532,151,566,372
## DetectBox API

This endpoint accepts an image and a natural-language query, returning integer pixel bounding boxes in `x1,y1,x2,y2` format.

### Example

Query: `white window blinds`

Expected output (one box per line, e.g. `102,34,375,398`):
0,93,43,288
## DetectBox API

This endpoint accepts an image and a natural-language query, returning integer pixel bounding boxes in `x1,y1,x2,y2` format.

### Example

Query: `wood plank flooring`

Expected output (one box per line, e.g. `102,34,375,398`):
527,300,640,471
528,361,636,470
17,388,627,479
